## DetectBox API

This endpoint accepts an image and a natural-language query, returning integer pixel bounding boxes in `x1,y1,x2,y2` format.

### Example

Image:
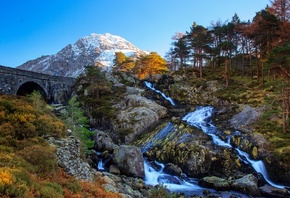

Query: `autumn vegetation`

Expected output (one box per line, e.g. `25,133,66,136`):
1,0,290,197
113,51,169,79
0,93,121,197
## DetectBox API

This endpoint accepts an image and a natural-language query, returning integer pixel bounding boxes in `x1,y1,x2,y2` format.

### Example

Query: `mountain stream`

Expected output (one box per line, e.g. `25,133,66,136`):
143,81,288,196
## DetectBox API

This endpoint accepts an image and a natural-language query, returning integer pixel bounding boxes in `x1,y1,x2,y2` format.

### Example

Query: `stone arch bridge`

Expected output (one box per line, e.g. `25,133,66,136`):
0,65,76,104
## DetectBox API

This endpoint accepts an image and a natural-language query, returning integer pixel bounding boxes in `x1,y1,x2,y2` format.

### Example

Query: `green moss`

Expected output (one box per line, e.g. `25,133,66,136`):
252,147,258,159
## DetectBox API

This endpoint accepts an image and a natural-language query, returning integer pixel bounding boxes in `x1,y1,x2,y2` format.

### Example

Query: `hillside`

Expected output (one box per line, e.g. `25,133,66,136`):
0,92,123,197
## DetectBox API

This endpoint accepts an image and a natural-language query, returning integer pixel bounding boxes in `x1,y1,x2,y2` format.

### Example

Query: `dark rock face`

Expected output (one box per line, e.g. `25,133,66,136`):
112,145,145,178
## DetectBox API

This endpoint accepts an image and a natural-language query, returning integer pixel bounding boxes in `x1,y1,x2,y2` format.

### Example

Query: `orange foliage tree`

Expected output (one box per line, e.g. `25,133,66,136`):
135,52,169,79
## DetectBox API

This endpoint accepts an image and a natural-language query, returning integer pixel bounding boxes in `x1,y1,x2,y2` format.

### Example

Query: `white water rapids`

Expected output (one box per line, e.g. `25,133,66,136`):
182,106,287,189
144,81,176,106
142,122,207,196
141,82,288,195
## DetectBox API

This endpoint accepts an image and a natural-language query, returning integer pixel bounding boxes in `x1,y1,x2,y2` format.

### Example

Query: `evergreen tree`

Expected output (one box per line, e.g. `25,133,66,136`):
187,24,212,78
171,32,190,69
248,9,280,57
62,96,95,154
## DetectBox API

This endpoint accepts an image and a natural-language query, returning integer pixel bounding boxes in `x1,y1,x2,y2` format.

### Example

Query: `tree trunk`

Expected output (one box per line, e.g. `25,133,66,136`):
282,86,290,133
225,59,229,87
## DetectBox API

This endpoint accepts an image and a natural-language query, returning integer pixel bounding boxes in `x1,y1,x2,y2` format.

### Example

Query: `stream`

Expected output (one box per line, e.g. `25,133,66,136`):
143,81,289,196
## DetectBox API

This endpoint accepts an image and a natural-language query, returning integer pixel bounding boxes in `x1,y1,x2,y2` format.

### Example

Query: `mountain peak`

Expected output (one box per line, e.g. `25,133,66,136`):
17,33,148,77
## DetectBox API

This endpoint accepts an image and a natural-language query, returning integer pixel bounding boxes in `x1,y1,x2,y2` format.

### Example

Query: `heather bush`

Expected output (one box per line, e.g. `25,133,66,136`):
17,145,57,175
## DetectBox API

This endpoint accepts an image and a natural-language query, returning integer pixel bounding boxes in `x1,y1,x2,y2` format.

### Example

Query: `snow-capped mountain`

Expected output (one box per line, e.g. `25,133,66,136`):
17,33,149,77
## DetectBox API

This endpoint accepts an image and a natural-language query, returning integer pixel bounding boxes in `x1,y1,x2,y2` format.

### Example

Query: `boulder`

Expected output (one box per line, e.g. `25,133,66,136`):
114,94,168,143
229,105,264,133
109,165,121,175
231,174,260,196
259,184,289,198
93,130,118,152
112,145,144,178
163,163,182,177
198,176,230,191
183,146,213,177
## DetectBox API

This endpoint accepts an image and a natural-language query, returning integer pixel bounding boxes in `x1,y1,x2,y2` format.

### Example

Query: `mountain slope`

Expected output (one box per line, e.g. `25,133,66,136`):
17,33,149,77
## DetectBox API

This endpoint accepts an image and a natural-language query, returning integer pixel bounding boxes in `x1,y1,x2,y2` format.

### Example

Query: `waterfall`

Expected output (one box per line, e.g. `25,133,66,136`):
182,106,287,189
144,160,205,195
144,81,175,106
97,159,105,171
141,122,207,196
236,149,285,189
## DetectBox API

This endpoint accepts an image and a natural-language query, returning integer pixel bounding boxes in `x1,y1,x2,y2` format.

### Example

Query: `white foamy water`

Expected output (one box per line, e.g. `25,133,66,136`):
182,106,287,189
144,81,175,106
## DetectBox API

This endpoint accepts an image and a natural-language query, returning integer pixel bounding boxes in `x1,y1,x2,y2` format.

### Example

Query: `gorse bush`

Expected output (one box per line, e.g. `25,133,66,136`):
0,94,122,197
0,92,65,140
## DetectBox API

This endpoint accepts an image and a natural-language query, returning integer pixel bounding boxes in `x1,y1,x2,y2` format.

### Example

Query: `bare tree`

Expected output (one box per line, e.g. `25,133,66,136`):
270,0,290,21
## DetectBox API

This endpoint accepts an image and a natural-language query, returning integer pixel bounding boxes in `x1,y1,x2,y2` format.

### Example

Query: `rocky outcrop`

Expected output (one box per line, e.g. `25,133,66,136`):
229,105,264,133
112,145,145,178
164,79,223,106
95,171,149,198
114,93,168,143
199,175,289,197
259,184,289,198
49,136,96,181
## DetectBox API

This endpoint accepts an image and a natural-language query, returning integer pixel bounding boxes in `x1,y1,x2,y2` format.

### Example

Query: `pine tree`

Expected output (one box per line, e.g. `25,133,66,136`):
62,96,95,154
171,33,190,69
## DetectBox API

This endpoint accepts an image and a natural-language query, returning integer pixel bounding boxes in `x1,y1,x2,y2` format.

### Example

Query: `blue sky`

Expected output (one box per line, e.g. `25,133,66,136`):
0,0,269,67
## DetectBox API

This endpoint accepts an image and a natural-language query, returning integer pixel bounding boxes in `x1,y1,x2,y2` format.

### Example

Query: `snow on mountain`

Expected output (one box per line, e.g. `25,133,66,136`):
17,33,149,77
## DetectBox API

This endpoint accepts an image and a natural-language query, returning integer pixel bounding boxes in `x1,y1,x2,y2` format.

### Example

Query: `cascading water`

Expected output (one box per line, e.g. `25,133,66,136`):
182,106,231,148
142,123,207,196
97,159,105,171
182,106,287,190
96,152,111,171
144,81,175,106
142,82,288,195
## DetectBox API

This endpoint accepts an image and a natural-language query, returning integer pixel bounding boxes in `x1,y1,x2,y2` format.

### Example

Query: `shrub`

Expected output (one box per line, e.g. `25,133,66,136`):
40,186,63,198
17,145,57,175
149,184,176,198
0,168,30,197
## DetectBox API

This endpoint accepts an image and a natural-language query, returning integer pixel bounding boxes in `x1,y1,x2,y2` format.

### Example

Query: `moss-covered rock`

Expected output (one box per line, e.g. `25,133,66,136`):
199,176,230,191
231,174,260,197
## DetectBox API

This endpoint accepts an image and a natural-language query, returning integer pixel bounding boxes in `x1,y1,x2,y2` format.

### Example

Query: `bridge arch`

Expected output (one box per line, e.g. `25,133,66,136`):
16,81,48,100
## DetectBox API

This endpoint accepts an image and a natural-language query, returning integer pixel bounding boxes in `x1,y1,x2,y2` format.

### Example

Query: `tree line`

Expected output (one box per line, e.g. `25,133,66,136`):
111,1,290,132
166,0,290,82
165,0,290,132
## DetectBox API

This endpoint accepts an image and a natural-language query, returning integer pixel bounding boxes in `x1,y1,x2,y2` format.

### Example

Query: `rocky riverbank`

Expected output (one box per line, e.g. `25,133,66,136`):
53,72,290,197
